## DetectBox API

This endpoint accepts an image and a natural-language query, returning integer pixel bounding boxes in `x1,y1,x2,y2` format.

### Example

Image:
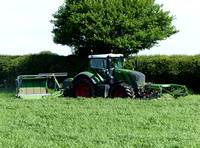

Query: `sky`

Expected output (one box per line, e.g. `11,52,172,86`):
0,0,200,56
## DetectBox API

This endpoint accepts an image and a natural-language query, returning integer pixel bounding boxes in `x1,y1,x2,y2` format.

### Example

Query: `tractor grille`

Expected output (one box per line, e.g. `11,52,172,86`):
128,71,145,85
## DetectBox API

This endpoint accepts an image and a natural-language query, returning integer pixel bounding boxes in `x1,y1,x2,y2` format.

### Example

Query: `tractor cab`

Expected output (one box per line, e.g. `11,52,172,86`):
88,53,145,87
88,54,124,80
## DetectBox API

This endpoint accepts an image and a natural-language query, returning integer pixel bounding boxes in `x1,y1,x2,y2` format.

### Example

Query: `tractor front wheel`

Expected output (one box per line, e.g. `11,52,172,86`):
110,83,135,99
73,78,95,98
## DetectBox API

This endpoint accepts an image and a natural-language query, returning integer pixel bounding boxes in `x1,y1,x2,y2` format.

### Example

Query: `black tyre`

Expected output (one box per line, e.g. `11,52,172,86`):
110,83,135,98
73,78,95,98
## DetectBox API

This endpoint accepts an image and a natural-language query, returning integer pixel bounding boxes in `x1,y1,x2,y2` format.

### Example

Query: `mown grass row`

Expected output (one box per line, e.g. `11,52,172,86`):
0,89,199,147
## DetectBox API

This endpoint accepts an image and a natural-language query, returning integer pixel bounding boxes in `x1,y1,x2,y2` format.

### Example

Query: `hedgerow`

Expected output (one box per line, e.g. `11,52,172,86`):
0,54,199,93
0,54,88,87
124,55,200,93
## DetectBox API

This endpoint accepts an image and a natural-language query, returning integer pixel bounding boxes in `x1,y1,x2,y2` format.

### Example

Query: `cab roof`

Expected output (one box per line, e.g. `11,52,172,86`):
88,53,123,59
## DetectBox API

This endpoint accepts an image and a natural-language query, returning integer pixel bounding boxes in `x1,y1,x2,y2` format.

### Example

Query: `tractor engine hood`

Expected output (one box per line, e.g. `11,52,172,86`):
129,71,145,86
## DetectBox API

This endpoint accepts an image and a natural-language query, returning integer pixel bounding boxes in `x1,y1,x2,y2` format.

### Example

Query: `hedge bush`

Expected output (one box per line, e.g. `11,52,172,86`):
124,55,200,93
0,54,199,93
0,54,88,87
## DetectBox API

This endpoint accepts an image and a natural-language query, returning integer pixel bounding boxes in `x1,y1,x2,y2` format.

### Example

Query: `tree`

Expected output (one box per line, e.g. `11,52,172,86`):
51,0,178,56
39,51,58,55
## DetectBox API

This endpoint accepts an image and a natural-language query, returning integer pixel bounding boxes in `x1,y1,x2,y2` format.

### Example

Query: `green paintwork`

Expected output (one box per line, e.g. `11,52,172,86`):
82,71,102,83
114,69,136,87
63,71,101,89
63,78,74,85
19,79,47,88
145,83,188,97
51,74,62,89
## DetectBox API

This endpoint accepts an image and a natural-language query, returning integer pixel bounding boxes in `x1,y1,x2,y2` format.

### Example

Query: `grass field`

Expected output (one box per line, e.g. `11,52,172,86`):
0,89,199,147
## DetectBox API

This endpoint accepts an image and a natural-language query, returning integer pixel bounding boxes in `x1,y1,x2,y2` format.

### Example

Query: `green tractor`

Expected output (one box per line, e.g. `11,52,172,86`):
63,53,188,98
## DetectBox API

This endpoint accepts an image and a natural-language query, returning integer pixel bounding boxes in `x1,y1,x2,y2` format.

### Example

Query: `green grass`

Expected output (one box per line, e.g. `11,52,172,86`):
0,89,200,147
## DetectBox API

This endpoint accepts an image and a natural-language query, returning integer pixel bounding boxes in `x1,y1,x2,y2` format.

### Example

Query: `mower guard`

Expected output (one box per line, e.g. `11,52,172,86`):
16,73,67,99
145,83,188,98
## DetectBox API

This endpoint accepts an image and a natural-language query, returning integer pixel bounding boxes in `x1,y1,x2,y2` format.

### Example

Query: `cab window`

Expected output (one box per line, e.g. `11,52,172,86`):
90,59,105,69
110,58,123,69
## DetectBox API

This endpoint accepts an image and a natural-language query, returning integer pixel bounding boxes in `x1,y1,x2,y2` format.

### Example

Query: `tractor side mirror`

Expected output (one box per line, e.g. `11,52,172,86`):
135,59,139,68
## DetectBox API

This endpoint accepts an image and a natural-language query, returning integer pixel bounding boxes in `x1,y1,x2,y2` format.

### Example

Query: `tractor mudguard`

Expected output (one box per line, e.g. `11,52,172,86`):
73,72,101,85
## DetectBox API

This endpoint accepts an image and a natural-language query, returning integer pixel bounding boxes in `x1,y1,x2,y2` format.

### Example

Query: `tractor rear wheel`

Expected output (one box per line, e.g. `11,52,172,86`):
73,78,95,98
110,83,135,98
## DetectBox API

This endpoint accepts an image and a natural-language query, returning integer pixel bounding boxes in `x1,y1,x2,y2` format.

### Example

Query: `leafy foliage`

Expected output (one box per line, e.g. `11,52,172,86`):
51,0,178,56
0,54,88,87
124,55,200,93
39,51,58,55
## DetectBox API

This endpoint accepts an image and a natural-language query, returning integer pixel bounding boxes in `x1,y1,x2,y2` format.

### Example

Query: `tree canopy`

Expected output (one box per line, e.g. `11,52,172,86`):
51,0,178,56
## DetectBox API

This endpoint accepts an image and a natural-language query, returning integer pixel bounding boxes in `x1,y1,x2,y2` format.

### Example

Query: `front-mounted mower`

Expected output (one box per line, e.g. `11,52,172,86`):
63,53,188,99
